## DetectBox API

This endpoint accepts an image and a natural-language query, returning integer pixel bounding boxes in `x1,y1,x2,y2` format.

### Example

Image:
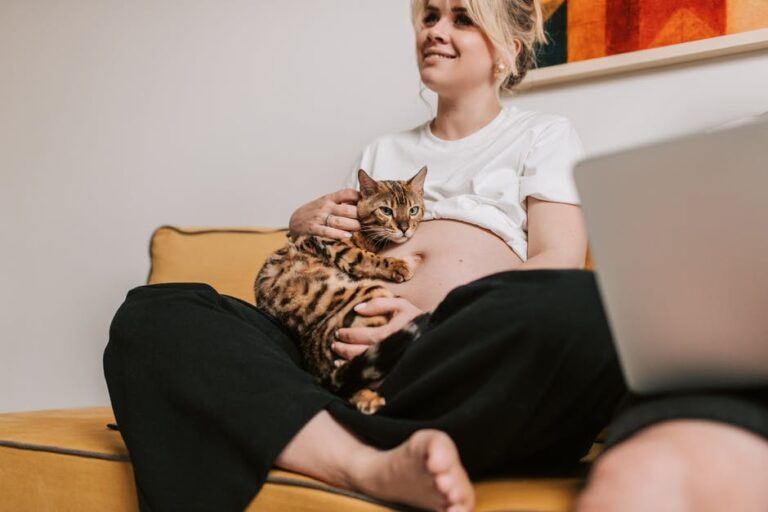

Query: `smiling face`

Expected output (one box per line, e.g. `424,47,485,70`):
415,0,499,97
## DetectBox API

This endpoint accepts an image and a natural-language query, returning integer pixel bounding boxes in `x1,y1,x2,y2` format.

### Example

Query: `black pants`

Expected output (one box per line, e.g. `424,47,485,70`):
103,270,626,511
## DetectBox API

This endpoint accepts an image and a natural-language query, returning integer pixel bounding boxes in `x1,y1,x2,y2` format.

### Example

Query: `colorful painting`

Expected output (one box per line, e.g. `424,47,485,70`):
529,0,768,86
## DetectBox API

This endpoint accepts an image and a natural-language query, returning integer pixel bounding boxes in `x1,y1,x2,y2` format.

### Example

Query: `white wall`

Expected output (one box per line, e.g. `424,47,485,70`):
1,0,767,412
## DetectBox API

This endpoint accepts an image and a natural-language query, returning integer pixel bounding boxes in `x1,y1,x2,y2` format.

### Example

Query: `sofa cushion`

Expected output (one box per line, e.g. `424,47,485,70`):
148,226,289,305
0,407,588,511
148,226,593,306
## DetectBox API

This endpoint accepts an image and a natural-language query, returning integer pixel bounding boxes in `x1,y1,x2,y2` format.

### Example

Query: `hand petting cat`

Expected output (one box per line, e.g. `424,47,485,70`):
333,297,424,365
289,188,361,240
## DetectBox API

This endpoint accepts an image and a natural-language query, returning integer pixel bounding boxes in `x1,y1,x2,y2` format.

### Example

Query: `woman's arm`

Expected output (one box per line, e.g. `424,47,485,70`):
517,197,588,270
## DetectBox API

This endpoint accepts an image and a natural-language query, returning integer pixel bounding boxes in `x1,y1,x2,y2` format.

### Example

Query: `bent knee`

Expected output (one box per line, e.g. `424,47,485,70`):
108,283,219,351
577,440,691,512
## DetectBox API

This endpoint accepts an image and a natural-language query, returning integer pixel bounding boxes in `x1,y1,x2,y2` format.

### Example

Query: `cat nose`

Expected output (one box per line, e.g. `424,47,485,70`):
397,222,408,233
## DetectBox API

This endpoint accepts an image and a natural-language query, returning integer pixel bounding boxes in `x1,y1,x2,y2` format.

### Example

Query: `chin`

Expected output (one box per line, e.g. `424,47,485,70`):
418,76,461,98
418,70,444,89
419,75,441,93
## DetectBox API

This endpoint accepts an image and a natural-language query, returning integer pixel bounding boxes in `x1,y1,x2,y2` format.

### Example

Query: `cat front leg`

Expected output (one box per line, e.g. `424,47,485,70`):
294,235,413,282
345,253,412,282
330,246,413,282
374,256,413,283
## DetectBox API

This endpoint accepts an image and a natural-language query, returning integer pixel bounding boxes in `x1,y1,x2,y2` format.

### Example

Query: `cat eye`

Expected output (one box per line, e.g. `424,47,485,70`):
379,206,393,216
409,206,420,216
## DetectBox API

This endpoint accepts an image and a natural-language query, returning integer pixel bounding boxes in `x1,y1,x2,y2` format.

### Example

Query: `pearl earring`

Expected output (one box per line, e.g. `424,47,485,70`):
492,62,508,78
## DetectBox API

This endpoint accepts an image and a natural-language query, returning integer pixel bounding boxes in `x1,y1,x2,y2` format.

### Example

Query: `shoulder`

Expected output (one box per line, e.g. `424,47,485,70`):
356,122,427,179
505,107,577,138
504,108,583,158
361,123,424,155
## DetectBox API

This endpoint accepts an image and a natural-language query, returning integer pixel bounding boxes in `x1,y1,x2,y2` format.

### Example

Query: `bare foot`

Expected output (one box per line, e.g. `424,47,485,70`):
347,429,475,511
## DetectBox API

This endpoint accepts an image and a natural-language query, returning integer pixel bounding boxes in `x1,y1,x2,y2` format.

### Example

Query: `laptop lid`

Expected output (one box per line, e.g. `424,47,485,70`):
574,118,768,393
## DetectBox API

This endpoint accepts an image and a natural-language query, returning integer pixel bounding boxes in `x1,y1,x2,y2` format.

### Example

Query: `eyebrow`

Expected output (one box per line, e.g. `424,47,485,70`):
425,4,468,13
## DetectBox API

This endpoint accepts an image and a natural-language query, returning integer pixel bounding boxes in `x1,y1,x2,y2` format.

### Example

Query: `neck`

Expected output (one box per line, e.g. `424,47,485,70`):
431,89,502,141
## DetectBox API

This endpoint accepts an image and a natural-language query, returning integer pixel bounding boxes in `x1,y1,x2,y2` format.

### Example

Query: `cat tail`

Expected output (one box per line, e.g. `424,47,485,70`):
332,313,431,399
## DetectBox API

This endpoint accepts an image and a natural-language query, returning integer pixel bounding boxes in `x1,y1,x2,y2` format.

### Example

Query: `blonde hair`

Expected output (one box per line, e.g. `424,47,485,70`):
411,0,547,93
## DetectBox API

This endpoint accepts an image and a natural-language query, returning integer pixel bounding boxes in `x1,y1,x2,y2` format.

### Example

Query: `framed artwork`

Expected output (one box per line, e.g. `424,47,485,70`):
525,0,768,87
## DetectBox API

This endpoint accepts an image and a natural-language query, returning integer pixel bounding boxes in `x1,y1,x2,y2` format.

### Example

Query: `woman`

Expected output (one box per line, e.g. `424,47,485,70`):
104,1,625,511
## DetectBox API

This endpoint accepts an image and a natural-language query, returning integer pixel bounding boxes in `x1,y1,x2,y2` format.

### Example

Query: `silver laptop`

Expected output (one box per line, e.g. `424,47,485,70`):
574,117,768,393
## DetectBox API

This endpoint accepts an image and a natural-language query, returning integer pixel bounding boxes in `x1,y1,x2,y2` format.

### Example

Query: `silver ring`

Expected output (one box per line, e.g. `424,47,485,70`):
324,214,333,227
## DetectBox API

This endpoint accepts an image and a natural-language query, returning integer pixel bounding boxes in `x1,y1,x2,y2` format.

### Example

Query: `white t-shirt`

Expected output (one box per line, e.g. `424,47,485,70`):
347,106,585,262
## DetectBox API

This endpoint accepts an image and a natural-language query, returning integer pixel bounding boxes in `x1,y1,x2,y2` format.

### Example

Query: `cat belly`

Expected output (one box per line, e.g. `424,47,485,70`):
379,219,524,311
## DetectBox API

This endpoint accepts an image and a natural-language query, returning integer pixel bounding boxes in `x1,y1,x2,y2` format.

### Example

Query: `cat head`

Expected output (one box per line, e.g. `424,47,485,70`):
357,166,427,245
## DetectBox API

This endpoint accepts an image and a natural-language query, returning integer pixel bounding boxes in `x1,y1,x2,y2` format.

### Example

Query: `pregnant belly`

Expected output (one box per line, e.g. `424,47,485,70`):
378,219,524,312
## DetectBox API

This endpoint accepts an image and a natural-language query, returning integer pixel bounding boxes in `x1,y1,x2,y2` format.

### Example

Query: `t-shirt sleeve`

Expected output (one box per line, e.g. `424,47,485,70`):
518,118,585,205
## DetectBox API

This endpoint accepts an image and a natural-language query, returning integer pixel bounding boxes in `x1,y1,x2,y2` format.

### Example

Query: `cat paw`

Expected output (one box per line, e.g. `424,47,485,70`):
385,258,413,283
351,389,386,415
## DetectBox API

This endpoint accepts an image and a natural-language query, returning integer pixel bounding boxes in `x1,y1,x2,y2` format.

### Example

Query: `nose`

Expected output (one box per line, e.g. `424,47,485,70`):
397,221,409,233
426,21,448,44
427,29,447,44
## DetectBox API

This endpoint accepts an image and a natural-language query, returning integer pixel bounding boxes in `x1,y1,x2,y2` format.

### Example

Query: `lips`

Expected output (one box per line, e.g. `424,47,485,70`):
423,47,457,60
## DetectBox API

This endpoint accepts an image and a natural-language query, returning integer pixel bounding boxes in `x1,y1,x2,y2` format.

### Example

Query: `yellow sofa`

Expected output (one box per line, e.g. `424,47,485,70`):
0,226,598,511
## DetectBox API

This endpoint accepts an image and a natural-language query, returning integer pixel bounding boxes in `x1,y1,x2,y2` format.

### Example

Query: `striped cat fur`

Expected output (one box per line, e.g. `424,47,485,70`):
255,167,428,414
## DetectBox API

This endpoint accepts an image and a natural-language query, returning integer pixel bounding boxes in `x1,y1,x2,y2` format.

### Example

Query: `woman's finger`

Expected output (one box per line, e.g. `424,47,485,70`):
353,298,402,317
329,188,360,204
325,212,360,233
336,325,391,345
332,203,359,220
332,341,369,360
310,223,353,240
335,327,371,344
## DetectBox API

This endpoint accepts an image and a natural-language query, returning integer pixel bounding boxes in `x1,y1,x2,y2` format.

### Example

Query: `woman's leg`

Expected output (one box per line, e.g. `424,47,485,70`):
280,268,623,509
577,420,768,511
106,282,473,512
576,391,768,511
276,410,475,511
104,283,340,511
327,269,627,476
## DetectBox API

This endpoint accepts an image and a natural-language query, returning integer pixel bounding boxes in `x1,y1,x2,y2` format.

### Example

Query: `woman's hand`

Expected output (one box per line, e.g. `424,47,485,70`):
332,297,424,364
289,188,361,240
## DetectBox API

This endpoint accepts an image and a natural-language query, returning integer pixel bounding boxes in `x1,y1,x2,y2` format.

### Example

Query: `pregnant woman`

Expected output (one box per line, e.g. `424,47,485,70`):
104,1,627,511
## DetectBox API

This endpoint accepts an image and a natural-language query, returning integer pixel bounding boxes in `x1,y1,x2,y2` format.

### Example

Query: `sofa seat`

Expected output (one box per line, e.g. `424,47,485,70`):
0,407,588,511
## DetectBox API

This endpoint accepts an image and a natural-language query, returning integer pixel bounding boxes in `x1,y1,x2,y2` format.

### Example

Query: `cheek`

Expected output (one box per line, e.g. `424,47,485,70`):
456,35,494,70
415,31,427,56
416,29,428,47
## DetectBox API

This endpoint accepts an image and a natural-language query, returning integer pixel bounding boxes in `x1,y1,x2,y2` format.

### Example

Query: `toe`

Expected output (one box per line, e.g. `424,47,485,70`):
435,471,456,491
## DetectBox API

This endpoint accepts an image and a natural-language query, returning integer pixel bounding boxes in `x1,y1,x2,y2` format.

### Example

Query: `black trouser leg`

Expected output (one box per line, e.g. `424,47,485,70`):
328,270,627,477
103,283,339,512
605,389,768,448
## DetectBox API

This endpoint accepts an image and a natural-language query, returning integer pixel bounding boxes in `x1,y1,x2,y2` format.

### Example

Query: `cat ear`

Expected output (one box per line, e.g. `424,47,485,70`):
407,166,428,192
357,169,380,197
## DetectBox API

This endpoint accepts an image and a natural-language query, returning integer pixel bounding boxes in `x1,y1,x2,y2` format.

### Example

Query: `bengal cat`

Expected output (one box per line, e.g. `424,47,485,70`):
255,167,428,414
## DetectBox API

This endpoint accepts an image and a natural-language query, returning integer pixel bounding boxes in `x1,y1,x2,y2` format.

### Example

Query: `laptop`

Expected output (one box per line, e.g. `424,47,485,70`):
573,116,768,393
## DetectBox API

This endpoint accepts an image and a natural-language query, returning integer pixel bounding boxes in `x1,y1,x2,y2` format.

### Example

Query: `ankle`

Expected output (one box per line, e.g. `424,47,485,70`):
337,443,384,492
